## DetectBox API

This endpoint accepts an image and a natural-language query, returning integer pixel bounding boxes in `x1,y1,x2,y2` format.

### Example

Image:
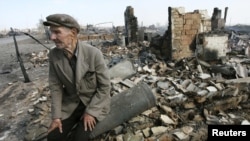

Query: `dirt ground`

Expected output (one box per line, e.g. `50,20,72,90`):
0,34,52,86
0,34,52,141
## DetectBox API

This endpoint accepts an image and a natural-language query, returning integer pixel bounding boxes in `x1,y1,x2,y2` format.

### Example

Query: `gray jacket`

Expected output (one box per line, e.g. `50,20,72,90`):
49,41,111,121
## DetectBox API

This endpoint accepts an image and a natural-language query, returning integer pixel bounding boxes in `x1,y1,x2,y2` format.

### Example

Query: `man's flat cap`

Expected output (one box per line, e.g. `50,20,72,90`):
43,14,80,33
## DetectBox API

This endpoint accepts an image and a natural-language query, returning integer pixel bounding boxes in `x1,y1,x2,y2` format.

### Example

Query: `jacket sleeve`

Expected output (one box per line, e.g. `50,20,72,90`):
84,49,111,121
49,52,63,119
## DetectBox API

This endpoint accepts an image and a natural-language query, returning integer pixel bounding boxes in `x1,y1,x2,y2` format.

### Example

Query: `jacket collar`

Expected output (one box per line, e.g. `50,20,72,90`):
53,41,89,85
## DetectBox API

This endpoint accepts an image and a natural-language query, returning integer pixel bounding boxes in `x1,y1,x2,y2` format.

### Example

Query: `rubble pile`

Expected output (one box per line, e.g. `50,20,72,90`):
14,35,248,141
229,31,250,56
0,17,250,141
29,50,49,68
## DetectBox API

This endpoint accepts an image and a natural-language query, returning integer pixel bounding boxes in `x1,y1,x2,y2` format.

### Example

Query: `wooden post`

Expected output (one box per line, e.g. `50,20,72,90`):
11,28,31,83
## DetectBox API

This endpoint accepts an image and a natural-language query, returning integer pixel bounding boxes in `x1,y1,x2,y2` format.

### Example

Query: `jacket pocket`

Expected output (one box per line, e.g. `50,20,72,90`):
79,71,97,94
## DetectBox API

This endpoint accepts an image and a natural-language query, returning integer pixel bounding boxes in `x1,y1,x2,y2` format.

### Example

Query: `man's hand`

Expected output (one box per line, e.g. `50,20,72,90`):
48,118,63,133
81,113,96,131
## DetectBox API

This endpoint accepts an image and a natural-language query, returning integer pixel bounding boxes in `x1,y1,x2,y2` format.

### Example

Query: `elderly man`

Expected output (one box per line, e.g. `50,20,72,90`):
43,14,111,141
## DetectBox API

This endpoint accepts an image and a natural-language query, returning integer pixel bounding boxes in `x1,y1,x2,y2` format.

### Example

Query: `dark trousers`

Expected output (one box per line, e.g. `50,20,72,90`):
47,102,91,141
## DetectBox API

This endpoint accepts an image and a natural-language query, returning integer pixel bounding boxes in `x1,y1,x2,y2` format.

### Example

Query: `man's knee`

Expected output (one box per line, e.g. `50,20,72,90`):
47,129,67,141
71,122,91,141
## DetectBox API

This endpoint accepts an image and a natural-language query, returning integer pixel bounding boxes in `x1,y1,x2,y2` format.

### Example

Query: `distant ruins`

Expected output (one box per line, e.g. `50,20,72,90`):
73,6,230,62
123,6,229,61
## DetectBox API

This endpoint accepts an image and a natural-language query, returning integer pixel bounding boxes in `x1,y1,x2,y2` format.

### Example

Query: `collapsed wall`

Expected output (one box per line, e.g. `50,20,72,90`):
211,7,228,31
124,6,138,46
196,32,229,61
159,7,229,61
165,7,212,60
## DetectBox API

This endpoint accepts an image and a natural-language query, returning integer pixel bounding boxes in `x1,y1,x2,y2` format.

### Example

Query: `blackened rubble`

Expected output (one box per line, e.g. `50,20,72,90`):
0,6,250,141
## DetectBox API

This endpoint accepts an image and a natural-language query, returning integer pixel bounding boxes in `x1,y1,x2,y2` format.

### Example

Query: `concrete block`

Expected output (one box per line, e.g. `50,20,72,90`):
109,59,136,79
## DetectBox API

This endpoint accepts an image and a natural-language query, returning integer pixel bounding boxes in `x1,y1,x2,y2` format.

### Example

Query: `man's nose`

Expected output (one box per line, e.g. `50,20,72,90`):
50,33,56,40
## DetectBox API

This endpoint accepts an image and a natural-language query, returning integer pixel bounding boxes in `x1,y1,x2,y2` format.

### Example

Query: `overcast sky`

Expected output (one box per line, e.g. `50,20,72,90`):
0,0,249,30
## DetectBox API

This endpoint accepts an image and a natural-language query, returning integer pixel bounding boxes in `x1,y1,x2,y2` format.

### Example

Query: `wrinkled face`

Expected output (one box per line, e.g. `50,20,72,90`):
49,25,74,50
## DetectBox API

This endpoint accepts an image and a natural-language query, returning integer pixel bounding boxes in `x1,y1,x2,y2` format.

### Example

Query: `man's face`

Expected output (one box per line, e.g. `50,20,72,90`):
49,26,74,50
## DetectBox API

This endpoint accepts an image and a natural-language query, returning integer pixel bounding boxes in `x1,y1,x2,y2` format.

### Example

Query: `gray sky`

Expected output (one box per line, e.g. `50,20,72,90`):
0,0,248,30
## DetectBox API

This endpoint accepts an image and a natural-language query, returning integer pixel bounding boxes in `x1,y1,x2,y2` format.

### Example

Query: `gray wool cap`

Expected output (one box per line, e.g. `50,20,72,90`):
43,14,80,33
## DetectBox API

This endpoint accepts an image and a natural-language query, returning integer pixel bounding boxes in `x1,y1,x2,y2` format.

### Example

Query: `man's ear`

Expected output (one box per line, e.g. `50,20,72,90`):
71,28,78,36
